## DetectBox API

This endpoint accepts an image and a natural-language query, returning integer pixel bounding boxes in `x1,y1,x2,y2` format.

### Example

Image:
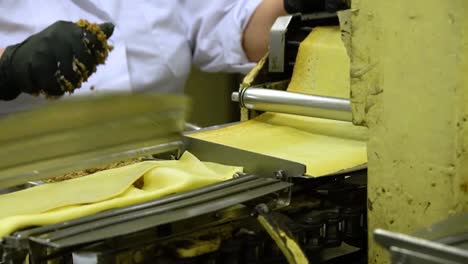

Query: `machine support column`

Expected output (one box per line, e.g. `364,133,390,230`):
347,1,468,263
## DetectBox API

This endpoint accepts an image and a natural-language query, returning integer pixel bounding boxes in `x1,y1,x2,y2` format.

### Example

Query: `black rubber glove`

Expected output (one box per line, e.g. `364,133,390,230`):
0,20,114,101
283,0,349,14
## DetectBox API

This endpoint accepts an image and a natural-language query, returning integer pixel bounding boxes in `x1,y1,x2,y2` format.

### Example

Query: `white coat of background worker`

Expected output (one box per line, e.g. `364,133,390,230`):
0,0,346,111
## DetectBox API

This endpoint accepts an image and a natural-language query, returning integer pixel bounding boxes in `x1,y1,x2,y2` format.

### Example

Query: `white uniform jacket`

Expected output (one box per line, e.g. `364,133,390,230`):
0,0,261,114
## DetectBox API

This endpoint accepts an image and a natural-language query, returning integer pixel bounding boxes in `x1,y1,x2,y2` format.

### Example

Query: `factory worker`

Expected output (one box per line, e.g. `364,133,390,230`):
0,0,346,112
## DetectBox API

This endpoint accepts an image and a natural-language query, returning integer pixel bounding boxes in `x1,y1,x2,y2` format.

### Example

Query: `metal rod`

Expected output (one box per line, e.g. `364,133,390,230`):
232,87,352,122
45,178,274,242
374,229,468,263
184,123,202,131
17,176,258,238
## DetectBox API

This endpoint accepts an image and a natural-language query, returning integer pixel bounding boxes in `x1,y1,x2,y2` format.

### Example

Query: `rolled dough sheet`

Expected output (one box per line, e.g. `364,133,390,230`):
0,152,242,237
287,26,350,98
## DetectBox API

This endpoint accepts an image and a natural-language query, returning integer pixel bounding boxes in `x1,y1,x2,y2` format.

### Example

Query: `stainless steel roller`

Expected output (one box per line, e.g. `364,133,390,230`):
232,87,352,122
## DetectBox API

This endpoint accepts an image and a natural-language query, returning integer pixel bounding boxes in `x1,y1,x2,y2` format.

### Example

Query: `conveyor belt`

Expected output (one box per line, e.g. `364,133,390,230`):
3,175,291,249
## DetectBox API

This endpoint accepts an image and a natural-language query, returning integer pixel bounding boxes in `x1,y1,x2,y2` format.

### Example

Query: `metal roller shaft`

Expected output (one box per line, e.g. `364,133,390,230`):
232,87,352,122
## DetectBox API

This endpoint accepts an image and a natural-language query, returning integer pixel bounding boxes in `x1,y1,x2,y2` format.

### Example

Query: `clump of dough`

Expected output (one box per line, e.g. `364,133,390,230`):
76,19,114,64
47,158,143,182
46,19,114,97
35,20,113,98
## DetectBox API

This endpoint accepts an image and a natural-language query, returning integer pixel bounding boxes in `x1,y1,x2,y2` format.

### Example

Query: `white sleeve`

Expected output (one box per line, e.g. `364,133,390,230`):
179,0,263,74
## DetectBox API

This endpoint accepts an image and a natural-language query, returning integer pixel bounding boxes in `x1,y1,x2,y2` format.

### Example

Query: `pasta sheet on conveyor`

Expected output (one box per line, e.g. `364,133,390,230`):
189,26,367,177
0,152,242,238
189,113,367,177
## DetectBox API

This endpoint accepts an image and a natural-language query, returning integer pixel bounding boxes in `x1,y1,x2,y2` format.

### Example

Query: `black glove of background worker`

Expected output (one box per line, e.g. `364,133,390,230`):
284,0,349,14
0,20,114,101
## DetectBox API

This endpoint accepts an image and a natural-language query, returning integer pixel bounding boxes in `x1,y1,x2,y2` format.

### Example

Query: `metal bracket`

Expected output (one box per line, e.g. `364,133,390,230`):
269,15,294,73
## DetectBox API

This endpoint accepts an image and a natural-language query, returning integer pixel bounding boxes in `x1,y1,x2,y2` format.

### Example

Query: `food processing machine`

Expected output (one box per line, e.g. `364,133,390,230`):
0,12,370,264
0,102,367,263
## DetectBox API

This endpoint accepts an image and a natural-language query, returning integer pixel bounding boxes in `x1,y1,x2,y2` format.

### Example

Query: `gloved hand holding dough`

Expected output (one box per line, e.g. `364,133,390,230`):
0,19,114,100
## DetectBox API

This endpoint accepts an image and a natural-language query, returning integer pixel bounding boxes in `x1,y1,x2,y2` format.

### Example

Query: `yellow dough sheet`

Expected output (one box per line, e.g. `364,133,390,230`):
0,152,242,238
189,113,367,177
190,26,366,177
287,26,350,98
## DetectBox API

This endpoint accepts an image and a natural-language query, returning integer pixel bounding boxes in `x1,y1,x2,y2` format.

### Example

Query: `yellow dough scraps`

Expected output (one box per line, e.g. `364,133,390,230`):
0,152,242,237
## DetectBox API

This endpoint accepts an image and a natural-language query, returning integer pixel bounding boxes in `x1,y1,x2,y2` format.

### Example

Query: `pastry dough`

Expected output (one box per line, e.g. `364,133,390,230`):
287,26,350,98
0,152,242,237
